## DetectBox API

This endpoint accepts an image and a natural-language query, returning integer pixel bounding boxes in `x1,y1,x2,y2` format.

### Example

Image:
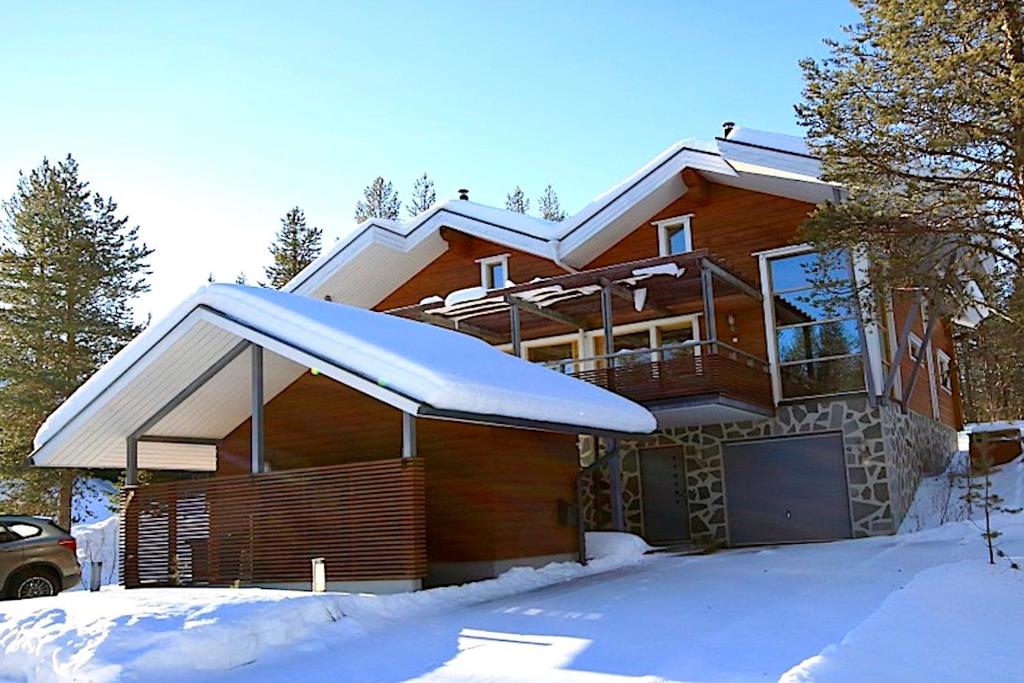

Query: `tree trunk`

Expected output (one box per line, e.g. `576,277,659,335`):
57,470,74,529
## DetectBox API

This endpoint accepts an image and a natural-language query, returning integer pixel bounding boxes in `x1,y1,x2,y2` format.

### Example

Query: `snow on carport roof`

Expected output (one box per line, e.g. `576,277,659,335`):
32,284,655,469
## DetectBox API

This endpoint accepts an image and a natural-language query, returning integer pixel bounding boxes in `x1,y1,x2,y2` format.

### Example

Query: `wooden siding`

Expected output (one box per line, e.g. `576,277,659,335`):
217,373,401,476
122,459,426,587
890,291,962,429
375,232,565,311
586,183,816,285
216,374,579,564
418,419,579,563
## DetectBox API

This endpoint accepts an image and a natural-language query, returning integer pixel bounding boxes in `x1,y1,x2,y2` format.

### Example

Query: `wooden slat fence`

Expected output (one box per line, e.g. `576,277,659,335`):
120,459,426,587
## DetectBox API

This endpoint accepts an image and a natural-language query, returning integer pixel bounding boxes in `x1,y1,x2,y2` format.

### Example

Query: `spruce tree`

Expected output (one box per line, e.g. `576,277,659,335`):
0,155,152,526
407,173,437,216
797,0,1024,320
263,207,322,288
537,184,567,221
505,186,529,214
354,177,401,222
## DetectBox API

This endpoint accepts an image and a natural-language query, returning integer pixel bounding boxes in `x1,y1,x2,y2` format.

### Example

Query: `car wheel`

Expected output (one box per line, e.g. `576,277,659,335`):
10,569,59,599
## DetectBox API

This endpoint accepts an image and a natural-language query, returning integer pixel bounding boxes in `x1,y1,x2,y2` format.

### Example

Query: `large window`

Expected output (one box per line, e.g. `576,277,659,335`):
769,250,865,399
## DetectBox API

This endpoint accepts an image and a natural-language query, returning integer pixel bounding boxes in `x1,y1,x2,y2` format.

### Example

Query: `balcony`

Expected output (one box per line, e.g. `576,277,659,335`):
544,340,773,426
385,250,776,427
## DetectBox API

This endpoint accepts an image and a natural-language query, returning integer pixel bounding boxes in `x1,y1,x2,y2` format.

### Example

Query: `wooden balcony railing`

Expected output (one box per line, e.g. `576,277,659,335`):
121,459,426,588
543,341,773,411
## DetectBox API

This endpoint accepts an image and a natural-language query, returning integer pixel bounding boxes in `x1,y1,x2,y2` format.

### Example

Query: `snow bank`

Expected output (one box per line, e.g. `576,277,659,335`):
72,516,120,588
898,450,970,533
0,588,361,683
584,531,652,563
780,560,1024,683
0,532,650,683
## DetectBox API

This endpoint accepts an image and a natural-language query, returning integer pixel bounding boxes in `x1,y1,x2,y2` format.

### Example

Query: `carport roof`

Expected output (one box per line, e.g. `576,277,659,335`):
31,284,656,470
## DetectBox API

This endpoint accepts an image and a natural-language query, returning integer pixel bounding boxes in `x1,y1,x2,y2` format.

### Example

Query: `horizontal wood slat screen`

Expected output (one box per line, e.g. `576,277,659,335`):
120,459,426,588
567,350,773,410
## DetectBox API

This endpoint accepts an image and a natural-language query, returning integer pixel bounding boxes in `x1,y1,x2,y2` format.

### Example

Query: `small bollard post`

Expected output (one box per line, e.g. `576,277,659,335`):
89,561,103,592
311,557,326,593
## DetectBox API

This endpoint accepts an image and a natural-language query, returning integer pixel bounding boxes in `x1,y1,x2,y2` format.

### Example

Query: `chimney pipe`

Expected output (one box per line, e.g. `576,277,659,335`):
722,121,735,138
458,188,469,200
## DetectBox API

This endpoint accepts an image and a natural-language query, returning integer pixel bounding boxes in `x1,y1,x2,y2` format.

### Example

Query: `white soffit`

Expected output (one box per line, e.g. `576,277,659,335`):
137,442,216,472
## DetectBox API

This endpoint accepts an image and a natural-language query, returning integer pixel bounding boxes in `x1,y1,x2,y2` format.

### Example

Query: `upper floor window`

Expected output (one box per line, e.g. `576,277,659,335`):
908,333,924,362
478,254,509,290
654,215,693,256
768,249,865,399
936,349,953,392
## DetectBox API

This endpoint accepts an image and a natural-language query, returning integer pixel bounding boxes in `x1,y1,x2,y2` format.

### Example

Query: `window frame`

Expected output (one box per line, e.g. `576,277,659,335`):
653,214,693,257
908,333,923,362
759,244,869,402
477,254,510,291
935,349,953,393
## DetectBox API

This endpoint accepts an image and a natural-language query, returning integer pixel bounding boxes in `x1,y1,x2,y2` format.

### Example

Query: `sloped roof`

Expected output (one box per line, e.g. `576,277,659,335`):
32,284,656,469
285,127,838,305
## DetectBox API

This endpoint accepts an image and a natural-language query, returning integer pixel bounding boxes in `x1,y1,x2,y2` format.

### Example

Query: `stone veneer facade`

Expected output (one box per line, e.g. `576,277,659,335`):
582,395,958,545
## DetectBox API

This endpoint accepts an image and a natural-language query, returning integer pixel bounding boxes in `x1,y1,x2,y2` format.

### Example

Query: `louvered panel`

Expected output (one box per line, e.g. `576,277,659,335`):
120,459,426,587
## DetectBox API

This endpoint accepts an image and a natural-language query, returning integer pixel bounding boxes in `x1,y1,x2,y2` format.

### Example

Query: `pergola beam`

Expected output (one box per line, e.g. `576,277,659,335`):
509,301,522,357
700,262,718,344
699,257,763,302
415,312,505,344
505,294,585,330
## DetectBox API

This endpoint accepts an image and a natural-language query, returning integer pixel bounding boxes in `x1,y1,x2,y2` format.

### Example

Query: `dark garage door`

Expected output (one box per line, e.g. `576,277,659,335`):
639,446,690,544
723,433,852,545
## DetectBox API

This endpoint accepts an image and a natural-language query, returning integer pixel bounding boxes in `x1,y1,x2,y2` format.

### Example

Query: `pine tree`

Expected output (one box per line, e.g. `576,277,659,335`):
354,177,401,222
505,186,529,214
537,184,566,221
797,0,1024,320
263,207,322,288
0,155,152,526
407,173,437,217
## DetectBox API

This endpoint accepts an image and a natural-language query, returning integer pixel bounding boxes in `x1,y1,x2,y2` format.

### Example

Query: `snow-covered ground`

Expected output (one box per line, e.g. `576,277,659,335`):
3,457,1023,683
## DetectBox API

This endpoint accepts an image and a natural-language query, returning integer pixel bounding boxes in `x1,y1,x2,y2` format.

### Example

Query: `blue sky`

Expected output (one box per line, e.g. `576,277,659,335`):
0,1,859,319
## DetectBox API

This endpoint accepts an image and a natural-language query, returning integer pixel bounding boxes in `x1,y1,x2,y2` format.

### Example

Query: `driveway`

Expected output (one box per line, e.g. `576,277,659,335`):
209,523,990,683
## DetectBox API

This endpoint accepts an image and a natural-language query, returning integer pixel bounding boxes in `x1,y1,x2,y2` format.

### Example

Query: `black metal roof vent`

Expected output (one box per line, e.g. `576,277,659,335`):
722,121,736,138
458,188,470,200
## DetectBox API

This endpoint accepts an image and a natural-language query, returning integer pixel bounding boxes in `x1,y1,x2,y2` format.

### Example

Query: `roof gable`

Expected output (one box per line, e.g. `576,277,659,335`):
283,127,839,306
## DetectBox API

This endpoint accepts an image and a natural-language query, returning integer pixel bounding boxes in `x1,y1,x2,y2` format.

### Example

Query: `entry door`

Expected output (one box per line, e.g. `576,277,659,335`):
723,433,852,545
639,446,690,544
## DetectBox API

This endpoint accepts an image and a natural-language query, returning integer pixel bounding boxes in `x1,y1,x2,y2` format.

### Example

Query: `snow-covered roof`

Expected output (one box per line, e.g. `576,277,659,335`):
32,285,655,470
964,421,1024,436
286,126,837,305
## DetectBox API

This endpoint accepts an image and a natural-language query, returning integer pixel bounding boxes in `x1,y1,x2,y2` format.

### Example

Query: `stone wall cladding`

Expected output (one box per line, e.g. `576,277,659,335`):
581,396,957,545
582,395,961,545
881,404,958,528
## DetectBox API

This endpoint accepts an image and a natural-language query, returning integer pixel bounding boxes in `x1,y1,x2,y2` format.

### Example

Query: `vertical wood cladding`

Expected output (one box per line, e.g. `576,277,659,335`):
216,374,579,562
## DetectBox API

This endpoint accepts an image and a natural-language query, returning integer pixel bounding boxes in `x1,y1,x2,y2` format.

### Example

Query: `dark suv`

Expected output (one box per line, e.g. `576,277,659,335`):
1,516,81,599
